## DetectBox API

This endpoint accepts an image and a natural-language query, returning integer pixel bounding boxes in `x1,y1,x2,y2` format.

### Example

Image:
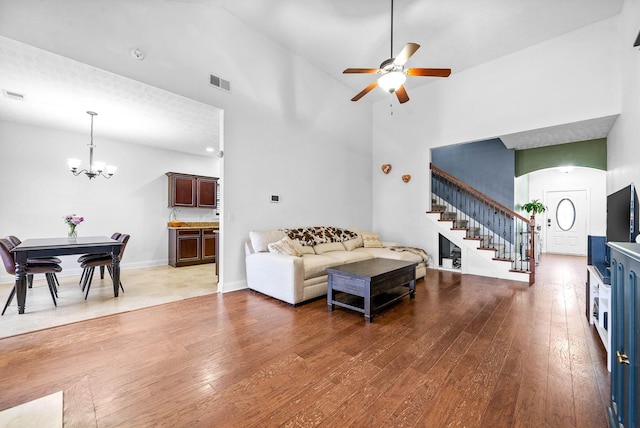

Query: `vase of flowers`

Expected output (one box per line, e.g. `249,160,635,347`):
64,214,84,242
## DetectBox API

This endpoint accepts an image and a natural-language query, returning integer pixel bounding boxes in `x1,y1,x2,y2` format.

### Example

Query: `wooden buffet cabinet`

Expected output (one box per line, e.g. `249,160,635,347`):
168,225,218,268
166,172,218,208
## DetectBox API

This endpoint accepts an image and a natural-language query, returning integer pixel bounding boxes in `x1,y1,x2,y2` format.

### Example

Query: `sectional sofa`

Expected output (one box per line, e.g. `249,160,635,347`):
244,226,428,305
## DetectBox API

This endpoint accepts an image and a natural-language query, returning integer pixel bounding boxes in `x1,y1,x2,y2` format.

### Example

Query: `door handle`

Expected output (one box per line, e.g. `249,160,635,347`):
617,350,630,365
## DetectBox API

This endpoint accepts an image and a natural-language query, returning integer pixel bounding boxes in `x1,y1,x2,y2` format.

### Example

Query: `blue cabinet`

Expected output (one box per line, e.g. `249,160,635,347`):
608,242,639,427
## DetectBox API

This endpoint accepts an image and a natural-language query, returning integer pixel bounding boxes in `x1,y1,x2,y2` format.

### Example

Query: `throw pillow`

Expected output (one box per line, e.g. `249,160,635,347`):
313,242,346,254
343,236,362,251
249,230,286,252
362,232,384,248
343,228,363,251
289,239,315,255
267,237,302,257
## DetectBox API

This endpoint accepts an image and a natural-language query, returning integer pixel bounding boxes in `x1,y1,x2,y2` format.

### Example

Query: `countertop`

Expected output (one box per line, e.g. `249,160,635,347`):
167,221,219,230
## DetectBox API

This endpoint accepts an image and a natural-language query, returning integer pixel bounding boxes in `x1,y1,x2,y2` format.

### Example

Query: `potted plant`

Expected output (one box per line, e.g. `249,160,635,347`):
523,199,546,217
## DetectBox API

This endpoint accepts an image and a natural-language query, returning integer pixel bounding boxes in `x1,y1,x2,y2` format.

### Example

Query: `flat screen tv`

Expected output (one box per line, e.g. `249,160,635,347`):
606,184,639,243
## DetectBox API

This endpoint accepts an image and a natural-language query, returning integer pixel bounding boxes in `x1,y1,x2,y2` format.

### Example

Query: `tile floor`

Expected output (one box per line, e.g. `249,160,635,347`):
0,391,62,428
0,264,217,339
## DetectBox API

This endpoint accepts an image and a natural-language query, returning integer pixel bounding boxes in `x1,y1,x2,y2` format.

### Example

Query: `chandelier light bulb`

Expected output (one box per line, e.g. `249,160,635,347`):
67,158,81,171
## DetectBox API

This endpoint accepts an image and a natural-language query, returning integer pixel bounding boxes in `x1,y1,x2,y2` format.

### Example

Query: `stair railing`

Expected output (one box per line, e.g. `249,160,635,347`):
429,163,535,284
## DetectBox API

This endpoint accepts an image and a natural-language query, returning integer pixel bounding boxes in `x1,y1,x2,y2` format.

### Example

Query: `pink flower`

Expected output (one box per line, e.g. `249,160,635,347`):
64,214,85,228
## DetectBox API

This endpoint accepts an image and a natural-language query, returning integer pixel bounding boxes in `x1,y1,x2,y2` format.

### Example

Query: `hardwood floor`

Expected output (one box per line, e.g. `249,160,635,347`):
0,255,610,427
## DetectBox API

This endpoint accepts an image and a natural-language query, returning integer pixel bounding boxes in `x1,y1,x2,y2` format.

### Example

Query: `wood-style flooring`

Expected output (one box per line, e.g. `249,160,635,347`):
0,255,610,427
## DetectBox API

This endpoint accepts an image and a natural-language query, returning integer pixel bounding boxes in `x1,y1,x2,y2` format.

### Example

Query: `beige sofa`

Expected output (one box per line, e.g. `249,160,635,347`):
244,226,428,305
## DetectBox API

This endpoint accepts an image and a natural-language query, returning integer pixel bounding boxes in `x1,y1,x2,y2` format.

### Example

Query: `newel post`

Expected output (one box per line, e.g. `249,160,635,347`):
529,216,536,285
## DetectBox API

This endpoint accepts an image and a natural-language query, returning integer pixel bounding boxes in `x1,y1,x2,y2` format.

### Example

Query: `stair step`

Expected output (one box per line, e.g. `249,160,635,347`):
441,212,457,220
478,235,492,245
453,219,468,228
467,227,480,238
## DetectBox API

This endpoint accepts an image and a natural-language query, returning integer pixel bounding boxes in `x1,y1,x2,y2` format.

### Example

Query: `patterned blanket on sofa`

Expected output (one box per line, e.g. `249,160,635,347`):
283,226,358,246
388,246,430,263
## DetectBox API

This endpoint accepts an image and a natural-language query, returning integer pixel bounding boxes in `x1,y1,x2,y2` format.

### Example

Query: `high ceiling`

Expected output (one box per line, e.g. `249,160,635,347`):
0,0,625,153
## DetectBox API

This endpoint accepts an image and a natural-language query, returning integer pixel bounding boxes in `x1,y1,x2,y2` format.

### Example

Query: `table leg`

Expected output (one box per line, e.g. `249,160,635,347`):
364,280,372,322
111,251,120,297
327,275,334,311
409,279,416,299
15,261,28,314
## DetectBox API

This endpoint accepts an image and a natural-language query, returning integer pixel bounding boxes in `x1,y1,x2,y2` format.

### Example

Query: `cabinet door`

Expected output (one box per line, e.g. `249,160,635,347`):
177,230,201,262
197,178,217,208
202,229,217,261
171,175,197,207
611,259,625,426
610,257,639,428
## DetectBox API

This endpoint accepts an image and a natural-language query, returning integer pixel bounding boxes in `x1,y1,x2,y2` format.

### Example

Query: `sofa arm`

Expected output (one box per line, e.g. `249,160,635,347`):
244,240,255,257
245,252,305,304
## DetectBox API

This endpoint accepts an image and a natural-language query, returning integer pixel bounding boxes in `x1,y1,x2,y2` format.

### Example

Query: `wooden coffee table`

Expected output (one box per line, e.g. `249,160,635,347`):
326,258,417,322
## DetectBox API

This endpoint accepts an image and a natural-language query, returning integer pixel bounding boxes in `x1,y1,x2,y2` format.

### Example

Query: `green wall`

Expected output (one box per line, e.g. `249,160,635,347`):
514,138,607,177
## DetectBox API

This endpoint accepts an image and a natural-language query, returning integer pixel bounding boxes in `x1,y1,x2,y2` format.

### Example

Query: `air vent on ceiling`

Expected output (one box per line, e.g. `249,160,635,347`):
2,89,26,101
209,74,231,93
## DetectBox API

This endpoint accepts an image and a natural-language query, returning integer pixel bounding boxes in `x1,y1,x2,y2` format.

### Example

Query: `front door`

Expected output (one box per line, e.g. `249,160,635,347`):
544,190,587,256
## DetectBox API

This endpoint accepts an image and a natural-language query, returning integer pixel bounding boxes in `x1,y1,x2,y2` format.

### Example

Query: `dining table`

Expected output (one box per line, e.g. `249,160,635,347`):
10,236,123,314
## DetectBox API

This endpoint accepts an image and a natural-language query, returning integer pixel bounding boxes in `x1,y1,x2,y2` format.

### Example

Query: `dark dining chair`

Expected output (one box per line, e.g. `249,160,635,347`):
6,235,61,289
78,232,121,286
0,238,61,315
80,234,130,300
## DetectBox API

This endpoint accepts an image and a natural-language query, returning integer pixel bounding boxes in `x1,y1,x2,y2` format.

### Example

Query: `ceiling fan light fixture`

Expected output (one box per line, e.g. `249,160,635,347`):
378,71,406,93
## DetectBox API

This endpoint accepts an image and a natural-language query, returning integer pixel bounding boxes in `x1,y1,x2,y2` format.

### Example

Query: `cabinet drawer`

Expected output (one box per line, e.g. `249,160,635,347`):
177,229,200,236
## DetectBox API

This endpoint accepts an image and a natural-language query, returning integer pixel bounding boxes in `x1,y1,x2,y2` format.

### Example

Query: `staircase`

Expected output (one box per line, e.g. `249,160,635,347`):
427,164,534,284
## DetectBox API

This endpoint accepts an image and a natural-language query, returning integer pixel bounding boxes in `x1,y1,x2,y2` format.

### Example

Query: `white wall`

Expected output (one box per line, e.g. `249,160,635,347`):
372,16,621,261
607,0,640,194
0,120,219,284
526,167,607,252
0,1,374,292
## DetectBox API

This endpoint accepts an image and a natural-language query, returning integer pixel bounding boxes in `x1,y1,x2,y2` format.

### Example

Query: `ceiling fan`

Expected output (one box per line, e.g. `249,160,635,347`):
343,0,451,104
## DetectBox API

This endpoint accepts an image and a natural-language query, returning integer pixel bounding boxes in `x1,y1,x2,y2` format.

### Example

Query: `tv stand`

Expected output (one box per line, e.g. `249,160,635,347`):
587,265,611,371
586,235,611,371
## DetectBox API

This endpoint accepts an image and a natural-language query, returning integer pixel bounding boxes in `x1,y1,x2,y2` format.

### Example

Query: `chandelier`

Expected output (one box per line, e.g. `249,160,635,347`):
67,111,117,179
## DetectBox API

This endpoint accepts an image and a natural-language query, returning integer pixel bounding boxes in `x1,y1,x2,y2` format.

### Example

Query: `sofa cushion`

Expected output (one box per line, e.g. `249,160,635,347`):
361,232,384,248
268,238,302,257
354,247,424,264
302,254,343,279
289,239,315,255
322,250,372,264
313,242,346,254
249,230,286,252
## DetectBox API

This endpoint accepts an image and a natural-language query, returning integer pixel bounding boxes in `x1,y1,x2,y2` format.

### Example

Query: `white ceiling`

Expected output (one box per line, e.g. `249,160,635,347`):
0,36,222,157
0,0,625,153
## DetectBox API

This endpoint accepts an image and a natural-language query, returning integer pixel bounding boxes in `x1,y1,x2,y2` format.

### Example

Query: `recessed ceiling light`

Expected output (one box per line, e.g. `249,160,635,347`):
205,147,214,152
130,47,145,60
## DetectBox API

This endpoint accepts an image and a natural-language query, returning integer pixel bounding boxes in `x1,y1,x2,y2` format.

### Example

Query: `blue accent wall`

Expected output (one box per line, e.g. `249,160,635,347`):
431,139,515,209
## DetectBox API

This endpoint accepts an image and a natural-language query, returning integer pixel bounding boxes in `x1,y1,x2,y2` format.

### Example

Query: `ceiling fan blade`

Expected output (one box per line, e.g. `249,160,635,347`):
396,85,409,104
406,68,452,77
351,81,378,102
394,43,420,66
343,68,379,74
